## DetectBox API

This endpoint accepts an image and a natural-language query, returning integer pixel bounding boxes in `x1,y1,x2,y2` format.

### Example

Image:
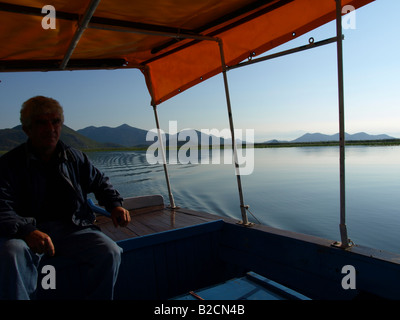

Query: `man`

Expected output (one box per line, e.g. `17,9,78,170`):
0,96,131,299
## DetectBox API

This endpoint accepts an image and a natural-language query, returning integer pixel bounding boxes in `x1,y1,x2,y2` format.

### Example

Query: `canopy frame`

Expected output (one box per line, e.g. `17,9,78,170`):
335,0,351,249
152,104,178,210
0,0,357,247
60,0,101,69
218,38,251,227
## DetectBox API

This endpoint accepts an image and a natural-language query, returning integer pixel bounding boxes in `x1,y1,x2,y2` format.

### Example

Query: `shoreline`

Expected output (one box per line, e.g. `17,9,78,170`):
1,139,400,155
83,138,400,152
253,138,400,148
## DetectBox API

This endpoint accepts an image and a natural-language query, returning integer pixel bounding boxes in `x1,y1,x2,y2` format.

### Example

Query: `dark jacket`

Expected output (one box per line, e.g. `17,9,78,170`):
0,140,123,238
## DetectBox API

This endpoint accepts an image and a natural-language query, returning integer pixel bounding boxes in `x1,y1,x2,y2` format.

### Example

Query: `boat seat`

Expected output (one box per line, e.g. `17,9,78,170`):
88,194,165,216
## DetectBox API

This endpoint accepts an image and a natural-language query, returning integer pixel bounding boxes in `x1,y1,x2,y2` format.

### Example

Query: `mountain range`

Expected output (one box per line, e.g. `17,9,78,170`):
0,125,121,151
77,124,150,147
0,124,225,151
0,124,397,151
265,132,395,144
77,124,225,147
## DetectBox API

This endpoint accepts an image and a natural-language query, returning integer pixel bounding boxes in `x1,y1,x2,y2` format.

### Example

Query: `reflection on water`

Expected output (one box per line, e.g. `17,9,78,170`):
87,146,400,254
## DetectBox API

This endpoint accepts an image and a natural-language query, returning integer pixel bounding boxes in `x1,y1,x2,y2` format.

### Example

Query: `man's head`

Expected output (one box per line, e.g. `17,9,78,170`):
20,96,64,154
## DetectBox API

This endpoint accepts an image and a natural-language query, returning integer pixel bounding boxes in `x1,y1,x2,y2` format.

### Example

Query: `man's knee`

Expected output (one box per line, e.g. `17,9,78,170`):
82,230,122,268
0,238,37,264
102,236,122,267
0,238,40,300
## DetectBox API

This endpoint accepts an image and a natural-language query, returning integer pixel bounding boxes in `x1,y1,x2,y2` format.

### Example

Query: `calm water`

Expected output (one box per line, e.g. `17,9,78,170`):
87,146,400,255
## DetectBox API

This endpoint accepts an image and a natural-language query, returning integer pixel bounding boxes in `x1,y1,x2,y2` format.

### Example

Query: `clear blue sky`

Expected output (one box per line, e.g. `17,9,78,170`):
0,0,399,142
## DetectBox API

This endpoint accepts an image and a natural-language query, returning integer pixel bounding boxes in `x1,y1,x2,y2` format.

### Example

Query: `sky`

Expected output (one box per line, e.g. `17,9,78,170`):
0,0,399,142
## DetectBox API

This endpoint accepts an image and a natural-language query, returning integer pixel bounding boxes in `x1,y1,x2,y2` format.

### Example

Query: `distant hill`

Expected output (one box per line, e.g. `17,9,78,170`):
291,132,395,143
264,132,396,144
0,126,27,150
0,125,120,151
60,125,122,149
167,129,225,147
77,124,151,147
78,124,226,147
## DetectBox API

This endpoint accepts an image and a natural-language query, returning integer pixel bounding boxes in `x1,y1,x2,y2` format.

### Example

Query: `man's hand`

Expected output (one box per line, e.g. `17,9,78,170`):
111,206,131,227
24,230,55,256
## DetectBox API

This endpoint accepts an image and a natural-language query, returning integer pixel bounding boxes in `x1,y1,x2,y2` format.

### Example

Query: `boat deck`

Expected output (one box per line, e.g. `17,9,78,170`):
87,196,400,300
95,205,312,300
95,206,224,242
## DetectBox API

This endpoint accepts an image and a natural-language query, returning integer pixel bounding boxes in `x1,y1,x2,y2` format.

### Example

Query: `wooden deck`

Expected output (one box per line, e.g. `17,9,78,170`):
95,206,223,242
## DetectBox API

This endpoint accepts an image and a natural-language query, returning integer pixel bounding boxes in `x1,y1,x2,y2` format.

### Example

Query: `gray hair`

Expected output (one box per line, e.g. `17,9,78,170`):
20,96,64,129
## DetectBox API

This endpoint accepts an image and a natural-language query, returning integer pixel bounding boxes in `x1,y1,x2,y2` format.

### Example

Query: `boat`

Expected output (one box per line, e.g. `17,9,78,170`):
1,0,400,301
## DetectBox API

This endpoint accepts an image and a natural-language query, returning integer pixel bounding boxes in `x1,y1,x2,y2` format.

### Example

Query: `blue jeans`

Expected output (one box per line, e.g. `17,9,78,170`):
0,222,122,300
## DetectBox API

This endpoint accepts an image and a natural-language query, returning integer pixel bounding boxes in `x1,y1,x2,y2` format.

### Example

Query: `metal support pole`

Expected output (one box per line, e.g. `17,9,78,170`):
217,39,250,226
60,0,101,69
335,0,351,248
152,104,177,209
228,36,340,71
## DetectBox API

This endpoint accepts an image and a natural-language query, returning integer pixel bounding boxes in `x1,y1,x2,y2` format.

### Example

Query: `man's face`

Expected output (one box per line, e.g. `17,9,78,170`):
25,113,62,152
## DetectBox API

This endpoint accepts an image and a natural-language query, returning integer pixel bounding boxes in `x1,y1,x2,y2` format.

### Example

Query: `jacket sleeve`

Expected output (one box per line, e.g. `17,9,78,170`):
81,152,123,212
0,162,37,238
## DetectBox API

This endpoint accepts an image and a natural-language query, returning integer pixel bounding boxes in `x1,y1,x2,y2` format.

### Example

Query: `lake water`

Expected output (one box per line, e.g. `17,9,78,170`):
87,145,400,255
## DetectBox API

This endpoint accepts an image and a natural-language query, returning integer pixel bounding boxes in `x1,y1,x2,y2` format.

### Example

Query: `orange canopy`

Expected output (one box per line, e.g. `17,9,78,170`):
0,0,374,104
